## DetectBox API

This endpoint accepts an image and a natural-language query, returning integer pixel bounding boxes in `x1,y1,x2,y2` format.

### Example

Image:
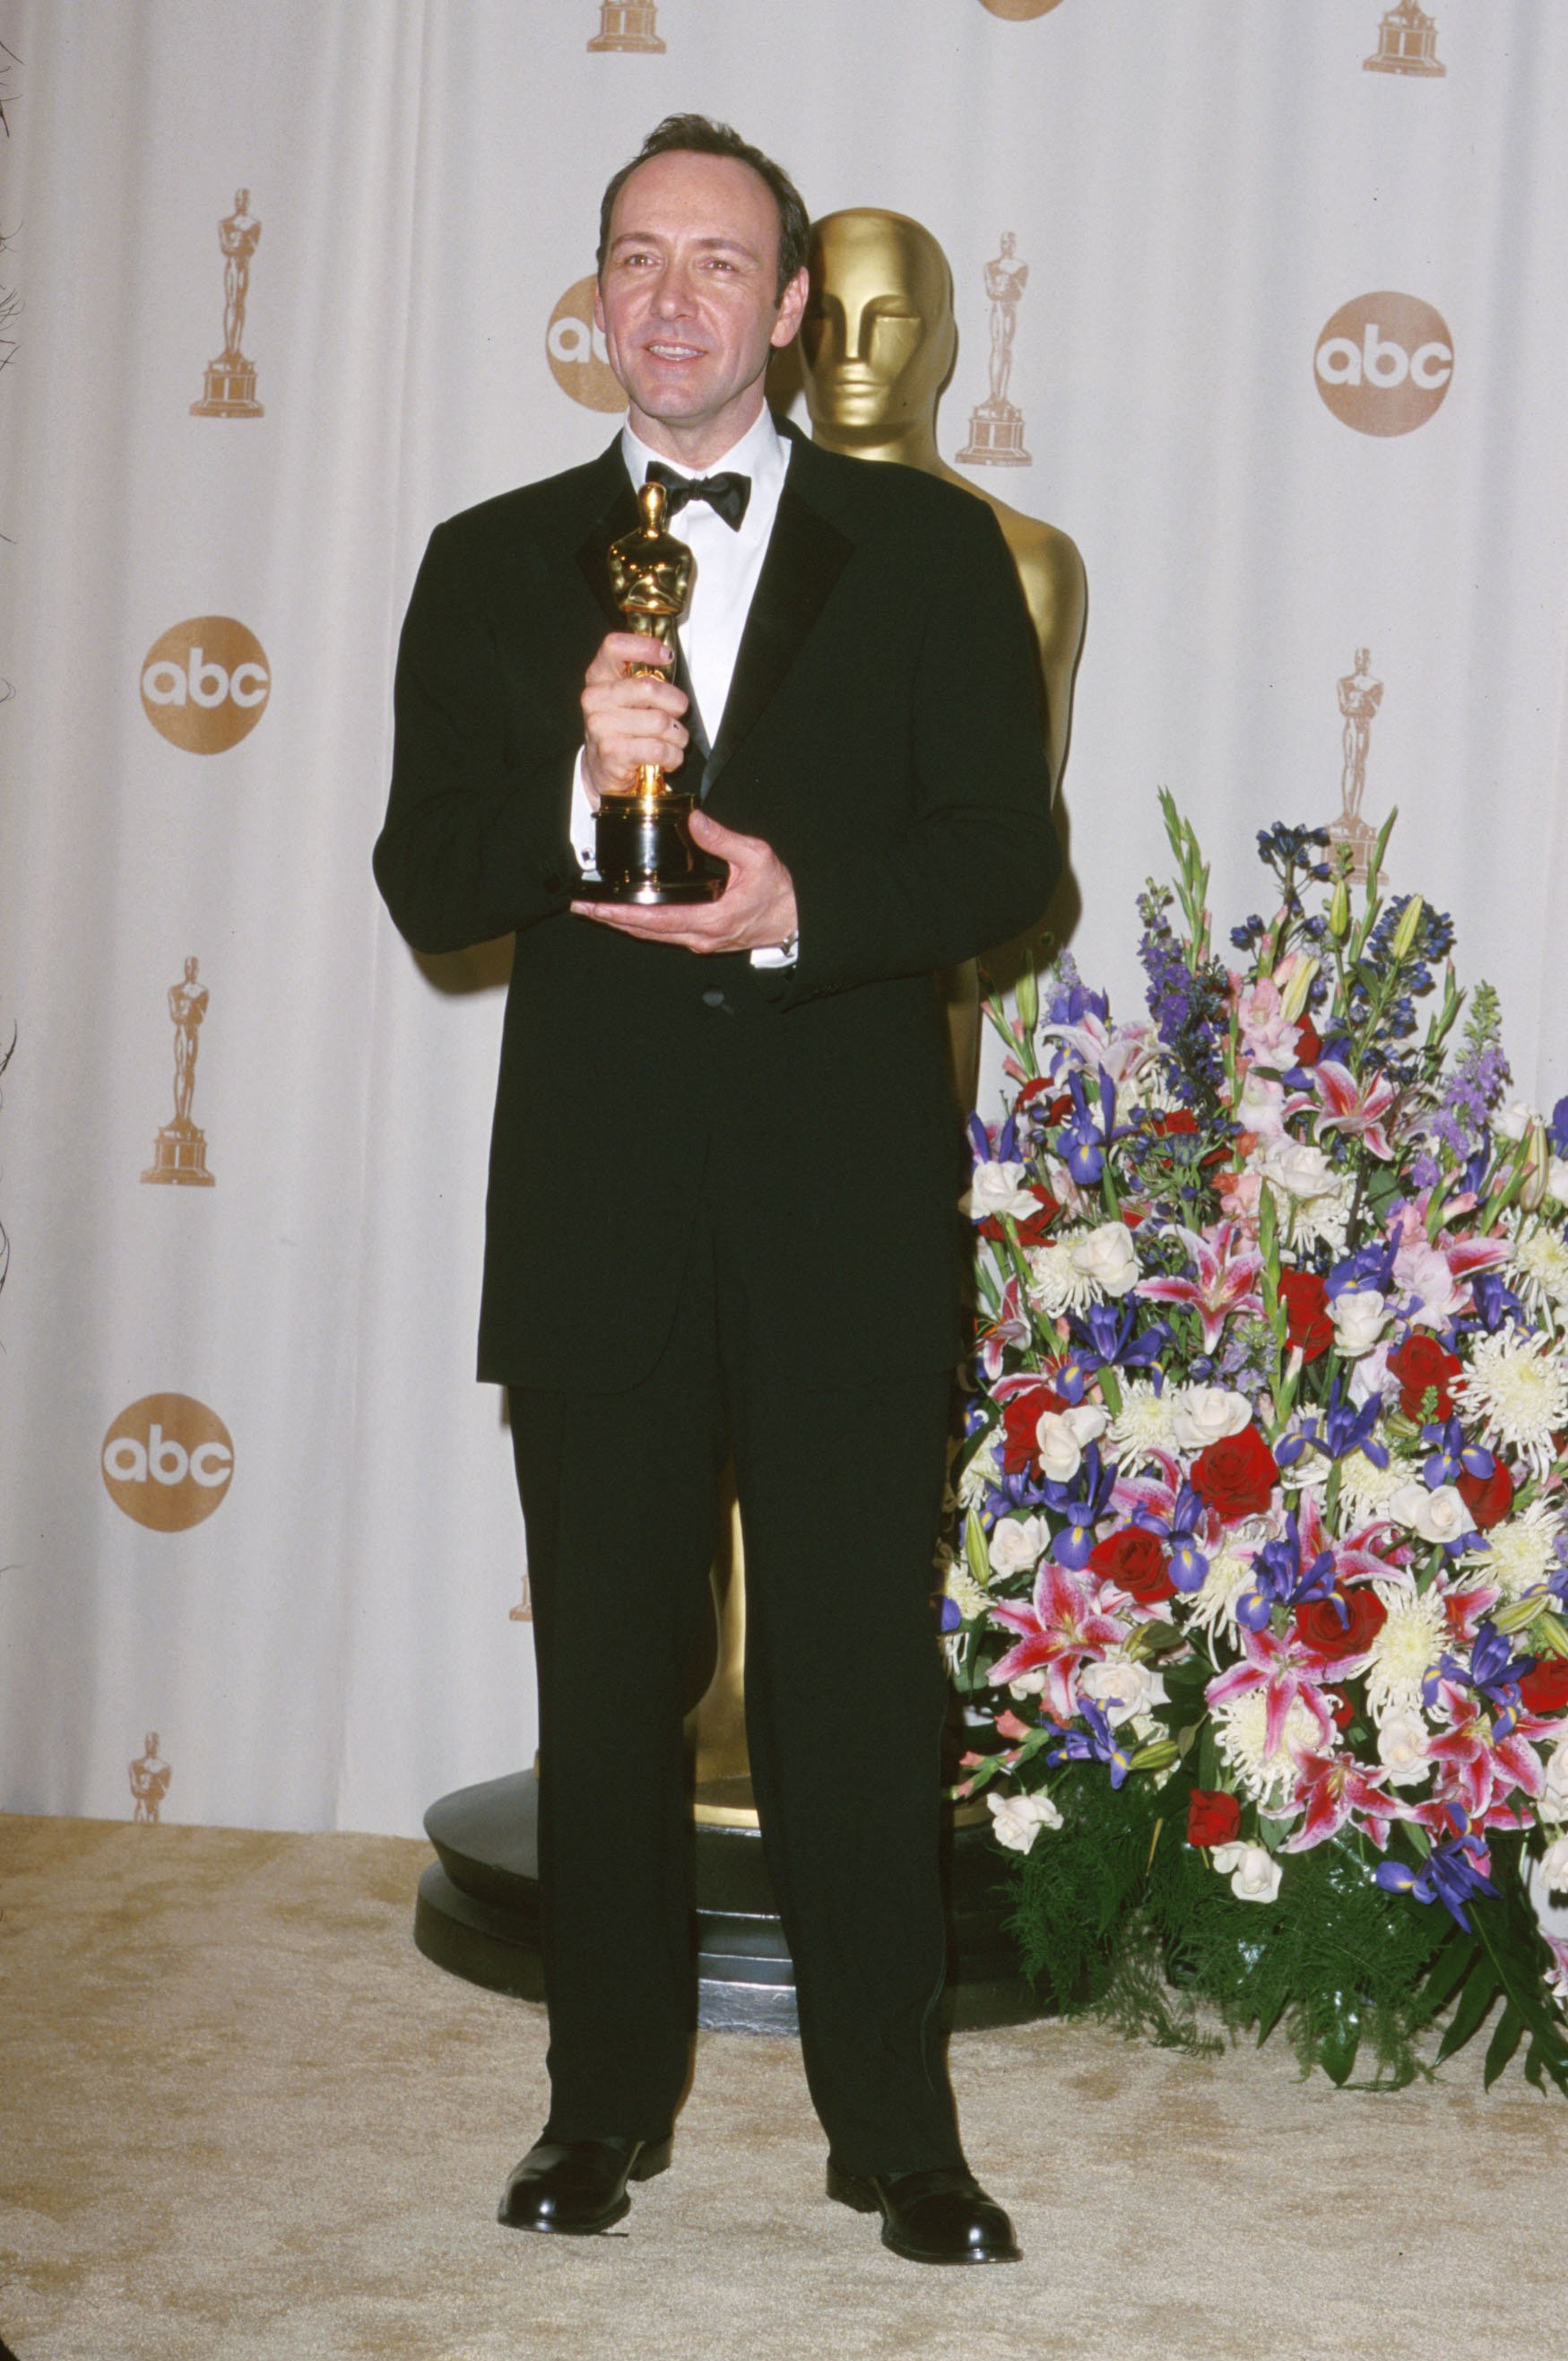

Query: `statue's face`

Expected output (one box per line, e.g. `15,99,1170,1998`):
801,212,955,440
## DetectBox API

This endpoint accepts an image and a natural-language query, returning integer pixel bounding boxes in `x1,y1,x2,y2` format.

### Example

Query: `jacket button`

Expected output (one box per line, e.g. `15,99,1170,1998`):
702,988,729,1010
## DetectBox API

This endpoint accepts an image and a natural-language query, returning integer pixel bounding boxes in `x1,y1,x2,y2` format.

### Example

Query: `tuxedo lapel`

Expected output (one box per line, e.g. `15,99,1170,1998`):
571,446,640,633
702,456,853,799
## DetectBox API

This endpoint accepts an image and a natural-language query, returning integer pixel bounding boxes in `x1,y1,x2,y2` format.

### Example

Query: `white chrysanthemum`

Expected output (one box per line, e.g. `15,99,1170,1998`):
1129,1056,1182,1115
945,1563,991,1621
1365,1584,1448,1722
1338,1446,1413,1530
957,1434,1002,1510
1211,1689,1321,1811
1107,1378,1185,1471
1460,1329,1568,1478
1271,1174,1354,1255
1186,1546,1257,1638
1510,1217,1568,1322
1027,1237,1100,1318
1463,1497,1565,1601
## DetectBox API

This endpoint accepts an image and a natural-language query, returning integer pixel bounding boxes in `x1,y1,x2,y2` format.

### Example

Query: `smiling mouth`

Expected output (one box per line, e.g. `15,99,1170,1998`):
645,342,706,361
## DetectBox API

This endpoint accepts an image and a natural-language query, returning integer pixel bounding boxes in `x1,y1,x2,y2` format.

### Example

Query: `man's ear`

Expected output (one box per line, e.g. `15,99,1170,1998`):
772,266,810,351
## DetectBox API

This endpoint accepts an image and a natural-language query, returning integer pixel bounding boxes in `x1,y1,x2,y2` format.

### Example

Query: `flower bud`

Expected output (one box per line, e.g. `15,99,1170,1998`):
1015,964,1039,1037
1390,894,1425,963
1519,1118,1550,1213
1278,957,1319,1023
1328,877,1350,941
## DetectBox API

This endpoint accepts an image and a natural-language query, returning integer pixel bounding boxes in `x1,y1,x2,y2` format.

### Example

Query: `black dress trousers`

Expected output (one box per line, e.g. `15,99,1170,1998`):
509,1147,963,2177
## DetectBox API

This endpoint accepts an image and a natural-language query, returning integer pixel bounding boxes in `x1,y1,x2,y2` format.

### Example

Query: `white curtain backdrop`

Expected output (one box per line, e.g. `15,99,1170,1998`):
2,0,1564,1836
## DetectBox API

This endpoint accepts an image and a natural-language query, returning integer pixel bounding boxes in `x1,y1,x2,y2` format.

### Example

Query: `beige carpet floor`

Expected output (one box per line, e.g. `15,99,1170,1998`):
0,1814,1564,2361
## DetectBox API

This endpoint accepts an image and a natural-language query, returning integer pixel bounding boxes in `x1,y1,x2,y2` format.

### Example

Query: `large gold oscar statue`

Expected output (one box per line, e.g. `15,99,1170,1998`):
688,207,1086,1826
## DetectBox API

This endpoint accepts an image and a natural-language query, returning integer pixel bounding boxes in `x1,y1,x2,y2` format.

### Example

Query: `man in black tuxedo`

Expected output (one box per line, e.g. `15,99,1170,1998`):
375,116,1057,2264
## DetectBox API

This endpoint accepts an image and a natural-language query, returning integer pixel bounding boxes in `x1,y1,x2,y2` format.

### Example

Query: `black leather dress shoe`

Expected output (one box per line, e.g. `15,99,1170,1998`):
497,2135,672,2234
826,2159,1021,2264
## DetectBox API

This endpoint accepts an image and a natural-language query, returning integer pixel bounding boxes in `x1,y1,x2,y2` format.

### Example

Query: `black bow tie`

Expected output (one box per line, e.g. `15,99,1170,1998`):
645,462,751,531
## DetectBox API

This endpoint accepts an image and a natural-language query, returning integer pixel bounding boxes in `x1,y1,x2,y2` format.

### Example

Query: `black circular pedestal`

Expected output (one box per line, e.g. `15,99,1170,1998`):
414,1771,1048,2033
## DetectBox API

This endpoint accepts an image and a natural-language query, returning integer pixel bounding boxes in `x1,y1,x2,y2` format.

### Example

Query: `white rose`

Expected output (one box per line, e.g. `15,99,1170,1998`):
967,1160,1038,1222
1079,1657,1169,1726
1542,1741,1568,1820
1388,1481,1472,1549
1210,1841,1283,1904
1375,1708,1433,1789
1170,1385,1253,1452
1548,1156,1568,1206
1261,1138,1340,1200
1331,1289,1389,1358
1494,1099,1539,1143
987,1789,1063,1854
1070,1220,1140,1298
988,1515,1050,1578
1541,1834,1568,1894
1036,1403,1110,1484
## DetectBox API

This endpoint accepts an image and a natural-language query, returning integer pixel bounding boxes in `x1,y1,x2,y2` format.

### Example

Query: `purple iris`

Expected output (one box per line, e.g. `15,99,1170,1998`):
1133,1482,1209,1592
1237,1511,1337,1632
1069,1304,1168,1379
1047,981,1109,1029
1549,1097,1568,1156
1421,1418,1494,1490
1043,1442,1116,1570
1275,1381,1388,1472
1045,1697,1131,1789
1425,1619,1531,1724
1057,1069,1127,1187
967,1109,1021,1171
1466,1270,1526,1334
1326,1231,1398,1302
1376,1821,1497,1931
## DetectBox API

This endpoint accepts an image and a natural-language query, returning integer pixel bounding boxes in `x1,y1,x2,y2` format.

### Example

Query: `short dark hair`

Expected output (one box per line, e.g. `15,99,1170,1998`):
596,114,810,301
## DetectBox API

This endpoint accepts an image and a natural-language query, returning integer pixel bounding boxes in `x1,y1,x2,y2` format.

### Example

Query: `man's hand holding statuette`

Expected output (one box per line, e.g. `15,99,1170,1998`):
581,632,689,802
573,807,797,959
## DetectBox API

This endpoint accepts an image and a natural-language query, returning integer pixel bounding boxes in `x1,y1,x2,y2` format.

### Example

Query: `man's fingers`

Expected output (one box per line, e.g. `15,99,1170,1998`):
585,632,677,684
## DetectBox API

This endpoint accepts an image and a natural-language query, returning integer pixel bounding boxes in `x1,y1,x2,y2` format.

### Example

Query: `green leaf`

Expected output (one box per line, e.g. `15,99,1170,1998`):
1483,2001,1525,2089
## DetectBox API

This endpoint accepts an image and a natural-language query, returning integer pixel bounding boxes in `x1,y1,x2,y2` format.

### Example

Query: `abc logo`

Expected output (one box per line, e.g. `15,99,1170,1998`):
980,1,1067,17
1314,292,1453,438
546,275,625,412
141,617,271,752
102,1394,234,1531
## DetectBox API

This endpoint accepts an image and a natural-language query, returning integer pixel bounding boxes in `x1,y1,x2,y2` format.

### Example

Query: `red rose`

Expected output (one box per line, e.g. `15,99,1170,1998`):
1278,1271,1333,1362
1390,1333,1462,1421
1191,1426,1279,1521
1520,1661,1568,1717
1186,1789,1242,1848
1293,1587,1389,1663
1152,1109,1199,1136
1001,1384,1065,1472
979,1189,1059,1248
1325,1688,1356,1730
1458,1461,1513,1531
1293,1016,1323,1067
1088,1525,1175,1606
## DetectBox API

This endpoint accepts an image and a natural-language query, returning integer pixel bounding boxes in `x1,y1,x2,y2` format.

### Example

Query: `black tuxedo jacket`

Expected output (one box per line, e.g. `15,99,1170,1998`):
375,419,1059,1391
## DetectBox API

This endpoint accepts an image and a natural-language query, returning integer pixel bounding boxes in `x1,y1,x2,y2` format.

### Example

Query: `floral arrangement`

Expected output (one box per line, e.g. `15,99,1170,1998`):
947,795,1568,2088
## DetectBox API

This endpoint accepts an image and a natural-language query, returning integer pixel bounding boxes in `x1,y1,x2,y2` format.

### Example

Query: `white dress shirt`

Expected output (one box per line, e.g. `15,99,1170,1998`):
570,406,796,966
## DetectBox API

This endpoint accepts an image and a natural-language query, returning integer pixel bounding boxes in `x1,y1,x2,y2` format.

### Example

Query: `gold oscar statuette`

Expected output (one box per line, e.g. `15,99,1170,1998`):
578,479,723,906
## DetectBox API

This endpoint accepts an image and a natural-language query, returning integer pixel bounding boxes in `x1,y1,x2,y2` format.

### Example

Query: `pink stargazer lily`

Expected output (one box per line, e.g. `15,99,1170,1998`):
1312,1061,1398,1159
1135,1220,1264,1350
1425,1679,1546,1820
988,1564,1126,1723
1205,1625,1337,1761
977,1277,1035,1381
1284,1749,1397,1852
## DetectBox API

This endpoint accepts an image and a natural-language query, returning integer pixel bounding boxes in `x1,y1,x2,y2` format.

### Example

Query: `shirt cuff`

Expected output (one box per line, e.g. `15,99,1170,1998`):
749,941,798,969
569,746,599,875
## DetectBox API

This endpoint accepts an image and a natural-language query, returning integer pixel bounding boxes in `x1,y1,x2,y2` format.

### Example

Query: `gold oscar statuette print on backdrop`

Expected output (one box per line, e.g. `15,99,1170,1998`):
684,206,1087,1827
192,190,263,418
588,1,665,52
1364,0,1446,76
129,1733,172,1822
1330,650,1387,887
143,958,214,1186
957,233,1032,467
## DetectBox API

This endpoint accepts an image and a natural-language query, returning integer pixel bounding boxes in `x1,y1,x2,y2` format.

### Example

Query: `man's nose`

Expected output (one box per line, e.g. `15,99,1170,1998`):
652,263,695,317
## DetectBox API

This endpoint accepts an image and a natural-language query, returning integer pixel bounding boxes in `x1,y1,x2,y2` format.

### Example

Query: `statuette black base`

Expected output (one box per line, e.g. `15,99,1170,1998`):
580,787,722,906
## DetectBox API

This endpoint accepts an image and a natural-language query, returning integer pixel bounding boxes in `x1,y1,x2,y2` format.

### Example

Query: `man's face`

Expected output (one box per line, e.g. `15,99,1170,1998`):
800,212,955,444
595,150,807,462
